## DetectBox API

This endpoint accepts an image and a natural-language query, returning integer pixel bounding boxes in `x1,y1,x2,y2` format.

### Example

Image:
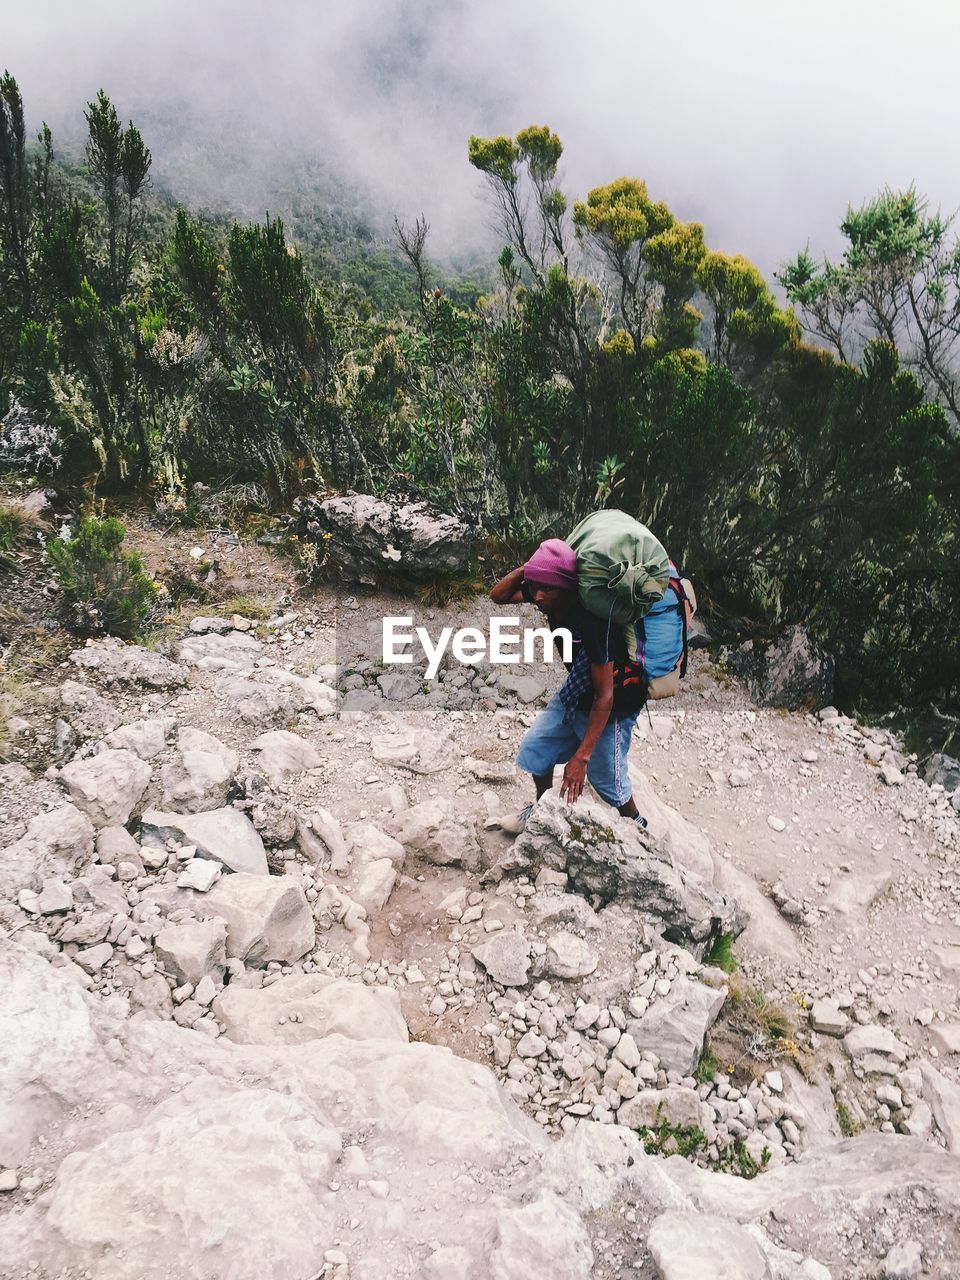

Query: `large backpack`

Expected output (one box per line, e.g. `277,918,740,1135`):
567,509,671,626
642,567,697,700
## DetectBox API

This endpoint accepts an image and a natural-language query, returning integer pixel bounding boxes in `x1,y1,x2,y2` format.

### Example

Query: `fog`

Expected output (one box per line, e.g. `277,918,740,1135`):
4,0,960,275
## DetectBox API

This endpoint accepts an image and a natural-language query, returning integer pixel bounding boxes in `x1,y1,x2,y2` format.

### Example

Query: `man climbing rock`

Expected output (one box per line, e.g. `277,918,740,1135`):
489,537,649,833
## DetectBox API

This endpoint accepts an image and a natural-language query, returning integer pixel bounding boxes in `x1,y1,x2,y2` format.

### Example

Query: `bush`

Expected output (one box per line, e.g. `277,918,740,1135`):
0,400,65,473
47,517,155,637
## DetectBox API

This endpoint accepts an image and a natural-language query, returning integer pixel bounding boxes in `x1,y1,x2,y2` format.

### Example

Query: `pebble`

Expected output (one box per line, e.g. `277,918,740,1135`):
0,1169,18,1192
767,815,787,832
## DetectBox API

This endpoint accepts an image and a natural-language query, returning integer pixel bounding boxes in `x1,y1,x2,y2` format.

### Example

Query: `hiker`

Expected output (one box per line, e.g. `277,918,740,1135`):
489,537,651,831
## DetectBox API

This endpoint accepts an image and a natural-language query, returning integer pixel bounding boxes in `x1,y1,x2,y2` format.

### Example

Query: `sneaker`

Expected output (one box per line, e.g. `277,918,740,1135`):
631,813,648,830
497,802,535,836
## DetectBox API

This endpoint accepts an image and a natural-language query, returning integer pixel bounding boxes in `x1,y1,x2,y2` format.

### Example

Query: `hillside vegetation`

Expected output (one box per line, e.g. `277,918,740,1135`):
1,74,958,731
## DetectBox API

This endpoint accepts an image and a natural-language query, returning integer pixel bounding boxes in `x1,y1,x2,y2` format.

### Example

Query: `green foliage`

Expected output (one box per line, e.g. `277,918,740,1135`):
835,1096,861,1138
703,934,738,974
716,1139,771,1179
639,1104,707,1159
47,516,155,637
694,1043,722,1086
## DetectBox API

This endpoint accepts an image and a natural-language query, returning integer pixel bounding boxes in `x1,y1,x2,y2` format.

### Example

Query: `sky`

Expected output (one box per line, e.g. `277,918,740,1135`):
3,0,959,277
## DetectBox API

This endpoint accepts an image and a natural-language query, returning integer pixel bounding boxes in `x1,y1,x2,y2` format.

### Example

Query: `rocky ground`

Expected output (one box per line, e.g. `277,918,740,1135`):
0,506,959,1279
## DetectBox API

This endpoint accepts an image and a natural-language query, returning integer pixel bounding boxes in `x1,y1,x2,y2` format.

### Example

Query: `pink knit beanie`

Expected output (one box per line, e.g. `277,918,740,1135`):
523,539,578,590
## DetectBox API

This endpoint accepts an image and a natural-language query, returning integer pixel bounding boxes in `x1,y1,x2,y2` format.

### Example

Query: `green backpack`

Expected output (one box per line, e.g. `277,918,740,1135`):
567,509,671,625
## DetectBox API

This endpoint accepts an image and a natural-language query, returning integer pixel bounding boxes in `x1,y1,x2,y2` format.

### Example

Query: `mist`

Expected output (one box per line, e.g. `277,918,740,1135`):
4,0,960,276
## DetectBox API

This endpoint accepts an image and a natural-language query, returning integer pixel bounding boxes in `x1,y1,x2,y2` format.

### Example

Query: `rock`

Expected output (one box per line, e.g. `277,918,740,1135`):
346,823,405,868
0,804,95,897
102,716,177,760
883,1241,923,1279
59,750,151,828
544,933,598,980
36,877,73,914
177,859,222,892
647,1210,769,1279
0,942,112,1165
95,825,140,865
627,977,725,1074
298,807,349,872
902,1102,932,1139
385,798,481,871
810,999,850,1036
189,616,235,634
213,974,408,1045
725,625,834,710
352,858,397,915
377,672,423,701
464,756,515,784
69,638,185,689
58,680,121,738
516,1031,547,1058
505,794,745,954
160,727,239,813
879,762,904,787
294,492,473,583
175,630,262,673
249,730,321,784
824,867,894,917
921,753,960,793
74,943,113,974
766,815,786,832
844,1025,908,1063
195,874,315,964
930,1024,960,1056
489,1192,593,1280
472,932,533,987
155,919,227,986
0,1169,18,1192
498,672,545,703
140,807,268,876
918,1060,960,1153
618,1087,708,1134
213,675,298,727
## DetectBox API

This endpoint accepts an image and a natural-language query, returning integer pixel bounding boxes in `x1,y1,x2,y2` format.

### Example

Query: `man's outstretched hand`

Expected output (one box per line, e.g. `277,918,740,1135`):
560,755,587,804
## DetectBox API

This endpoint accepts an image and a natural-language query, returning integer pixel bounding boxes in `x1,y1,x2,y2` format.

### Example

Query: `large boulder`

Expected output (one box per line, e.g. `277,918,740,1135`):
725,625,834,710
69,638,186,689
0,940,110,1166
502,793,746,955
214,973,408,1045
154,918,227,986
627,978,727,1074
922,753,960,794
160,726,239,813
140,807,268,875
384,797,481,870
292,491,473,584
59,749,151,828
0,803,95,897
58,680,122,738
195,873,315,964
175,630,263,674
102,716,178,760
249,730,321,784
646,1211,769,1280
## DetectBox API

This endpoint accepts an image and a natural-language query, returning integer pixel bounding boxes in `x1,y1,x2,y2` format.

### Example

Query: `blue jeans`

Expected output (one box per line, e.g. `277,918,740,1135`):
515,692,638,806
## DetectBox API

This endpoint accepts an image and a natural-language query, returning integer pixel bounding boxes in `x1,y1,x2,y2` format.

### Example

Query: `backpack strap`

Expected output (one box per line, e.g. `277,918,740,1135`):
669,573,690,679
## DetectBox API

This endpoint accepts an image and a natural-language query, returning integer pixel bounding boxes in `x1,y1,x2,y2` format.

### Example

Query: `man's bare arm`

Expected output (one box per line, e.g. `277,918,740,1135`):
559,661,614,804
489,565,525,604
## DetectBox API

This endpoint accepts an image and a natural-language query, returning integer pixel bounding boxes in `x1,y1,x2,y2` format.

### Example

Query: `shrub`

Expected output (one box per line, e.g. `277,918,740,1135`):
47,517,155,637
0,400,65,473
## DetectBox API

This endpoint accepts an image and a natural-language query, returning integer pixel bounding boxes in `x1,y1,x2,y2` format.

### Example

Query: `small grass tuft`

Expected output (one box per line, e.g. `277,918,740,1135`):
694,1042,723,1086
0,502,43,570
226,594,271,620
704,933,738,974
640,1104,707,1159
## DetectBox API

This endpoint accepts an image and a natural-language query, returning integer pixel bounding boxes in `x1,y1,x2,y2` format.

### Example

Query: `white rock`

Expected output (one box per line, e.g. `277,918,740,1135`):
140,808,268,876
177,859,222,892
766,815,787,832
155,919,227,986
102,716,177,760
160,727,239,813
844,1024,908,1063
472,932,532,987
193,975,217,1007
809,999,850,1037
250,730,322,784
489,1192,592,1278
59,750,151,828
214,973,407,1045
195,874,315,965
883,1240,923,1279
647,1211,770,1280
36,877,73,915
0,804,95,898
544,933,598,980
74,943,113,974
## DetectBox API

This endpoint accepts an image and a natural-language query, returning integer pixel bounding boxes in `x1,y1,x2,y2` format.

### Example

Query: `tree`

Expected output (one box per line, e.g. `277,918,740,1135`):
84,90,151,304
780,186,960,428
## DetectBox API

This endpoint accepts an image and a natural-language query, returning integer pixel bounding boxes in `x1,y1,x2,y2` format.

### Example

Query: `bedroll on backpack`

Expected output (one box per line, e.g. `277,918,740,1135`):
567,509,671,626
